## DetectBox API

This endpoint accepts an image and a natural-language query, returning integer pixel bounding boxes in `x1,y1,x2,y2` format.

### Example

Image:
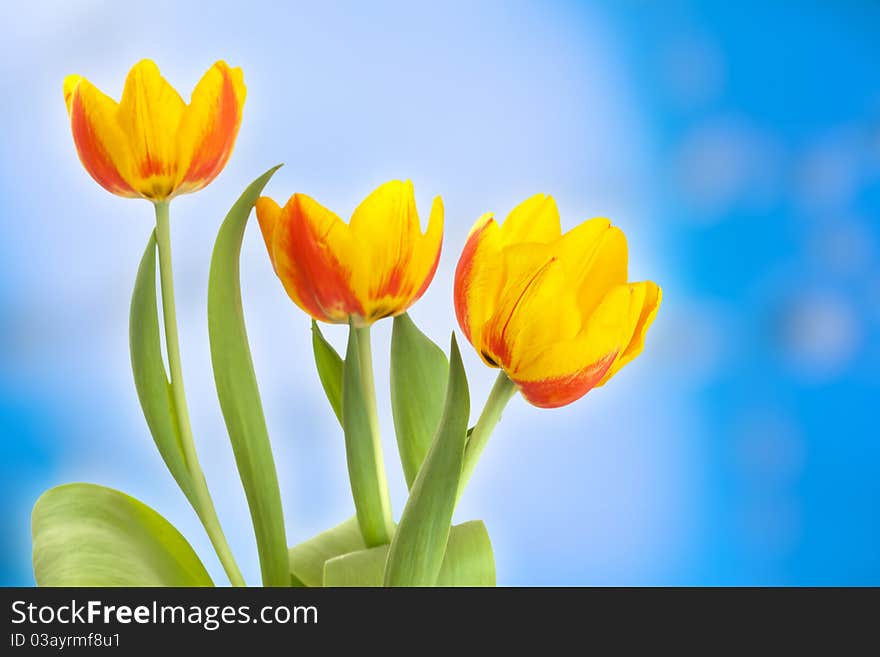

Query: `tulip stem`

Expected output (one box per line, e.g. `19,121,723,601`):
457,370,518,502
343,324,395,547
154,201,246,587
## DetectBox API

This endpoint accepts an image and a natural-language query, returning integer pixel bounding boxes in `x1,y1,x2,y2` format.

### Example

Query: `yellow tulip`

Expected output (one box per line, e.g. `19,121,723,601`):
63,59,246,201
256,180,444,326
454,194,661,408
60,59,250,585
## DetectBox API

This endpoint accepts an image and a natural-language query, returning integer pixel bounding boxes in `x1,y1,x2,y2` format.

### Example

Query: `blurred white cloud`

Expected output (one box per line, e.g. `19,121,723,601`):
794,130,864,216
674,116,785,222
807,217,876,278
775,290,862,381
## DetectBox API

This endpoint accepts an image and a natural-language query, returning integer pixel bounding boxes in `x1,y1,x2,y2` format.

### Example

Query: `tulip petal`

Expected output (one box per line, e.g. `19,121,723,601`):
515,352,617,409
271,194,362,323
348,180,423,320
483,250,581,371
116,60,187,199
510,283,641,407
64,76,138,197
254,196,283,270
176,61,246,195
409,195,444,304
454,214,503,348
596,281,662,385
499,193,561,245
455,195,561,351
559,220,629,322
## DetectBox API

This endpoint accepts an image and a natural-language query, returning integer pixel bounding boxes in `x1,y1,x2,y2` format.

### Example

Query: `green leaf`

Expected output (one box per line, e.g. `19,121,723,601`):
32,483,213,587
325,521,494,587
129,231,196,506
311,320,343,424
342,324,395,547
384,334,470,586
390,313,449,488
208,164,289,587
288,517,366,587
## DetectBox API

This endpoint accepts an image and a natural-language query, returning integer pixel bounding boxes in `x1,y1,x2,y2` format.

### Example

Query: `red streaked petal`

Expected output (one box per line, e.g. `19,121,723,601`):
453,213,495,344
513,351,617,409
273,194,363,323
177,62,245,194
67,81,137,198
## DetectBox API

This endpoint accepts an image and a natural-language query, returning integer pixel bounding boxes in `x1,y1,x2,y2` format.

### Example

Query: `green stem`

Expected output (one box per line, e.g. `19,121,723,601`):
344,324,395,546
154,201,246,587
457,370,518,502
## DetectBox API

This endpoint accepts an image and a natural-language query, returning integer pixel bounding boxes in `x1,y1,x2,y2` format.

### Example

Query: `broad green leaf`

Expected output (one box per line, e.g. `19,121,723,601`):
390,313,449,488
208,164,288,587
32,483,212,587
384,334,470,586
311,320,343,424
342,324,395,547
129,231,195,506
325,521,494,587
288,517,366,587
438,520,495,586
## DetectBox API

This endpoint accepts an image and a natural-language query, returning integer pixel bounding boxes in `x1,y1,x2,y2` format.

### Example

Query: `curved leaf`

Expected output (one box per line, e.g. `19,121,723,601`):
391,313,449,488
129,231,195,505
32,483,212,587
208,164,289,587
438,519,495,586
325,520,494,587
312,320,343,424
384,334,470,586
288,517,365,587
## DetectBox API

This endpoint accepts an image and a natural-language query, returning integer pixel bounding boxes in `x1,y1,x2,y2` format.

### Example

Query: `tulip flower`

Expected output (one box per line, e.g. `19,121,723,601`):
64,59,246,201
62,60,248,586
257,180,442,546
255,180,443,326
454,194,661,493
455,194,661,408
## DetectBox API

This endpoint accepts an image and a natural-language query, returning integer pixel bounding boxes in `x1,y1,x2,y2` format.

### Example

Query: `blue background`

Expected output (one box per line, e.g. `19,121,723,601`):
2,0,878,585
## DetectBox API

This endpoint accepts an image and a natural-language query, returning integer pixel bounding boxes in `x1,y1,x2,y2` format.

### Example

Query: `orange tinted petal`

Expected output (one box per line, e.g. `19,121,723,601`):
454,213,504,347
272,194,362,323
508,282,642,407
515,352,617,408
176,61,246,195
64,76,137,198
255,196,283,271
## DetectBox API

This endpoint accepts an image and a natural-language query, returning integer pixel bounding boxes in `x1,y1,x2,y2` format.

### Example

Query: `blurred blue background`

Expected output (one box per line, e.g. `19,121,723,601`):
1,0,878,586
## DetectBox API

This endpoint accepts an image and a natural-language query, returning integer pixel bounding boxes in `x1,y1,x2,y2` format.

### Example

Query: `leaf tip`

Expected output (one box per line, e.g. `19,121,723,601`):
450,332,462,362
